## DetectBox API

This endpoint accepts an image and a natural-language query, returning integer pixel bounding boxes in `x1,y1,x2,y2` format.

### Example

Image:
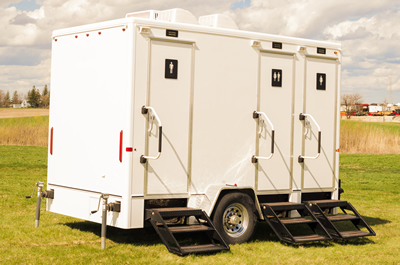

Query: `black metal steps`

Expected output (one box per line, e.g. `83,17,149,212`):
146,207,229,256
261,202,332,244
305,200,376,239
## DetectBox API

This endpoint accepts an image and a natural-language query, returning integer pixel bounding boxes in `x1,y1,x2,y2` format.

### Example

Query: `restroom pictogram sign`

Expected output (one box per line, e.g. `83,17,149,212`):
271,69,282,87
165,59,178,79
316,73,326,90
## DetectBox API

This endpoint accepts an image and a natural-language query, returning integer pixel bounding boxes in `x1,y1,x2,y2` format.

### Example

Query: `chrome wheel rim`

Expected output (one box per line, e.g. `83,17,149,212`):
222,203,249,237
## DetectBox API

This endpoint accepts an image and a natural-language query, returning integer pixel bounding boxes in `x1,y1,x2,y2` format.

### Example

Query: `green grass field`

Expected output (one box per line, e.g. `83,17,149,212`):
0,145,399,264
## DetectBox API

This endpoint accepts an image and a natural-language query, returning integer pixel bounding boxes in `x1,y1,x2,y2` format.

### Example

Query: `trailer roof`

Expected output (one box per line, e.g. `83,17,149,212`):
52,9,341,50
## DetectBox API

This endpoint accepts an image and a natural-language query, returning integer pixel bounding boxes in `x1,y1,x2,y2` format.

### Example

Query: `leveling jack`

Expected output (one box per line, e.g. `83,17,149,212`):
26,181,54,228
91,194,121,250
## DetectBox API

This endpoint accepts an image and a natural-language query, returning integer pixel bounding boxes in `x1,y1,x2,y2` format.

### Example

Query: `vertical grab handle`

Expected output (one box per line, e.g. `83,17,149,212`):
252,111,275,163
298,113,321,163
140,106,163,163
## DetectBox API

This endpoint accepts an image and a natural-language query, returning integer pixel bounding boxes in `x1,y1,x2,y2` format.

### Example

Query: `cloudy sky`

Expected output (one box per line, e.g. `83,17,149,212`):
1,0,400,104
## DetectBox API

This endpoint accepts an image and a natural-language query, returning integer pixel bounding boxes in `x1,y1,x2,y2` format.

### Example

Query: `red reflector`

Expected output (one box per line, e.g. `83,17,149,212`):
75,35,78,38
98,32,101,35
55,39,57,42
119,130,123,162
50,127,53,155
86,33,89,37
126,147,133,152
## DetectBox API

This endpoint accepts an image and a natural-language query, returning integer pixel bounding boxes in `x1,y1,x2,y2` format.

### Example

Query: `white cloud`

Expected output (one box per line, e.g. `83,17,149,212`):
1,0,400,103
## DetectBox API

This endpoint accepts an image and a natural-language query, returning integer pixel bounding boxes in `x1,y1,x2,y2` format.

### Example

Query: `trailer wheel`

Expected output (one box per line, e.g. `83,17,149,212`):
212,192,257,244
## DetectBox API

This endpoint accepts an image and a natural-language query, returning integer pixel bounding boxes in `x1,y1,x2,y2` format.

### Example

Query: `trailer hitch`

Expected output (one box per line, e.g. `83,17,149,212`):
26,181,54,228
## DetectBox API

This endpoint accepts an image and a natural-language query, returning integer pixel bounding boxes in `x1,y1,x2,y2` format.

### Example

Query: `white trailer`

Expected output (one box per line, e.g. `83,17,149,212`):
43,8,374,255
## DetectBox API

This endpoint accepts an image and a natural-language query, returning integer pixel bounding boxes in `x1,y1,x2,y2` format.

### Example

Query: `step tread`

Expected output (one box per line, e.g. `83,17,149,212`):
325,214,359,221
285,234,330,243
340,230,372,238
306,200,348,208
272,217,317,225
150,207,198,212
147,207,204,218
179,244,229,254
261,202,305,211
164,225,214,233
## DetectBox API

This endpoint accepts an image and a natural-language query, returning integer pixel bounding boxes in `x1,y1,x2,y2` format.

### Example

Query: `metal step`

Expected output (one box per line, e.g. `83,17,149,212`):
261,202,332,244
305,200,376,239
263,202,308,211
339,230,373,238
284,234,330,243
272,217,317,225
325,214,359,222
146,207,229,256
161,224,215,233
178,244,229,255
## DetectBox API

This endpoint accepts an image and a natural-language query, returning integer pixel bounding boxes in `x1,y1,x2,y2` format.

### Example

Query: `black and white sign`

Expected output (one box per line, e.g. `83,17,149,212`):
316,73,326,90
271,69,282,87
165,59,178,79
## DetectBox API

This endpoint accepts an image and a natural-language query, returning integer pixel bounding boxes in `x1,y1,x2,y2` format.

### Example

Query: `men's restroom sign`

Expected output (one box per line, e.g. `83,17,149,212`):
316,73,326,90
165,59,178,79
271,69,282,87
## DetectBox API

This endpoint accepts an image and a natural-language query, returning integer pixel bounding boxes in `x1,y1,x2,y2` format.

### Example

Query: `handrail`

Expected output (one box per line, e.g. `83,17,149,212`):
298,113,321,162
140,106,162,163
252,111,275,163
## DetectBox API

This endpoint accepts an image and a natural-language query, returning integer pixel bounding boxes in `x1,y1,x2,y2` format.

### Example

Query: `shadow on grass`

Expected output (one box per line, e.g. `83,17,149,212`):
64,221,161,246
250,214,386,248
63,213,388,250
64,221,229,256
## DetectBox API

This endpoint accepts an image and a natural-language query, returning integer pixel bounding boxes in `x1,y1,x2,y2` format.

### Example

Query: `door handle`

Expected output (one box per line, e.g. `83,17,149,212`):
252,111,275,163
298,113,321,163
140,106,162,163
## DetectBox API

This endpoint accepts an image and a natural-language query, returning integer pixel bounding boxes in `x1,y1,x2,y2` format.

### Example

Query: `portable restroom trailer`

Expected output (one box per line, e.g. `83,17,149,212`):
46,8,375,255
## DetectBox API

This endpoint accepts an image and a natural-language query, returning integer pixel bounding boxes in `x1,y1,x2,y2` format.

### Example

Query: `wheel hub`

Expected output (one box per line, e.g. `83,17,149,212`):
222,203,249,237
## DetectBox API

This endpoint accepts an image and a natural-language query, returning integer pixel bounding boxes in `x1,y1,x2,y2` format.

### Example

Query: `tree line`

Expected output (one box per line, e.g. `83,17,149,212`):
0,85,50,108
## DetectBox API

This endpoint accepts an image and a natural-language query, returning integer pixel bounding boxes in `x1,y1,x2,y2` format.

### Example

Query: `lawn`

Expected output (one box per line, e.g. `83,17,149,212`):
0,146,399,264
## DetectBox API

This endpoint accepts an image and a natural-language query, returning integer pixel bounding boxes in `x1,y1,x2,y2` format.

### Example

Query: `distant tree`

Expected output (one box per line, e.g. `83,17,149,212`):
0,90,4,108
27,86,40,108
42,85,49,96
12,91,21,105
4,91,11,108
40,85,50,108
341,93,363,119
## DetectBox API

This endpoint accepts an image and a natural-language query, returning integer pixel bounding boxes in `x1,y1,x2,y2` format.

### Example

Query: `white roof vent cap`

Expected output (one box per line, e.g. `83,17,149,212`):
198,14,238,30
126,10,160,20
126,8,198,25
157,8,198,24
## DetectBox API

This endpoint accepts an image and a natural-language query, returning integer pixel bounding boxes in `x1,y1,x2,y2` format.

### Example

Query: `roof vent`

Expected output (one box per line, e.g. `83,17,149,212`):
157,8,198,24
198,14,238,30
126,10,160,20
126,8,198,25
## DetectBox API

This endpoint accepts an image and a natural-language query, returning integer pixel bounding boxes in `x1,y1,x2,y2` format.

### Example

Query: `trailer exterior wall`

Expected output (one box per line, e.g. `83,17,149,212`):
47,20,135,228
47,13,341,229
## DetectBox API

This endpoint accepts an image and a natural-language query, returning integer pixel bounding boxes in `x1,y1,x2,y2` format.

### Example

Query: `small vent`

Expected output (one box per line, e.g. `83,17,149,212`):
126,10,159,19
198,14,238,29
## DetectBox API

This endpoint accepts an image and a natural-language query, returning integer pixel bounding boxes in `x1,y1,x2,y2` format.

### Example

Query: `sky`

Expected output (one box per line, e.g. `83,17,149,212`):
1,0,400,104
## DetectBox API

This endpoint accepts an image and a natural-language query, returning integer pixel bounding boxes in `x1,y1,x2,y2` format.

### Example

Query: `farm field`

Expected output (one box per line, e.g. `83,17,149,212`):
0,145,399,264
0,108,49,119
1,115,400,154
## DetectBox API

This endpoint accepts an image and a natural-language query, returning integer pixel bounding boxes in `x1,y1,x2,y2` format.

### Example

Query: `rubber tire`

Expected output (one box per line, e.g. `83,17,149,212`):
212,192,257,245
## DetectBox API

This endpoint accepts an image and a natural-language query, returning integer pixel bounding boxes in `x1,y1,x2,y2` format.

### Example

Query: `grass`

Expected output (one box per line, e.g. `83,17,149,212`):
340,120,400,154
1,145,399,264
0,116,49,146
